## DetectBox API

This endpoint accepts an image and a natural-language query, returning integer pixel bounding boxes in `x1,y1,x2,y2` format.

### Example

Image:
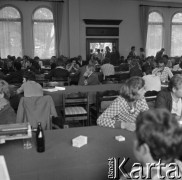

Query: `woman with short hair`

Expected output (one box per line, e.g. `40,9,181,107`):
97,76,149,131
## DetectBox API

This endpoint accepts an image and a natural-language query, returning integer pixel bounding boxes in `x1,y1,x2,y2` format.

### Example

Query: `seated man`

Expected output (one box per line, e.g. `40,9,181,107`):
45,57,69,81
4,61,23,84
78,64,100,86
156,74,182,121
120,108,182,179
152,59,173,83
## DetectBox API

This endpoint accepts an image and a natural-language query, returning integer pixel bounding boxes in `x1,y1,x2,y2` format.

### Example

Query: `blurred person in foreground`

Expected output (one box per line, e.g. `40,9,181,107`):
97,76,148,131
0,80,16,124
120,108,182,179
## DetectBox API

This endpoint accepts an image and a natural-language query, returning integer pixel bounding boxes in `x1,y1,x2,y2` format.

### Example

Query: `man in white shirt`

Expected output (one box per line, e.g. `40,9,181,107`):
100,58,115,80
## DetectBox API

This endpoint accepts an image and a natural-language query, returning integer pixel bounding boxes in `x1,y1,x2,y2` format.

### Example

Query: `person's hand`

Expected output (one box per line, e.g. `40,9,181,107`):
121,121,136,131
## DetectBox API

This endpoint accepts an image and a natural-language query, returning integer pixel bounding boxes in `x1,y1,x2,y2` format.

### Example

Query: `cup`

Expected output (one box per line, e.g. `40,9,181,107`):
23,138,32,149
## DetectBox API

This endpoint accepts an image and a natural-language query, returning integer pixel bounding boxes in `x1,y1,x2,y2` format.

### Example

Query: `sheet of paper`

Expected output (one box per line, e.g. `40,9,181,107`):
0,156,10,180
43,88,58,92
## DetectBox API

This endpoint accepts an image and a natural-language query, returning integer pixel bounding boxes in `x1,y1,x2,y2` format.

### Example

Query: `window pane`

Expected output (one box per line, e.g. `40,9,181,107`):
171,25,182,56
34,22,55,58
33,8,53,20
172,13,182,23
0,7,22,58
148,12,163,23
0,7,20,19
146,24,163,56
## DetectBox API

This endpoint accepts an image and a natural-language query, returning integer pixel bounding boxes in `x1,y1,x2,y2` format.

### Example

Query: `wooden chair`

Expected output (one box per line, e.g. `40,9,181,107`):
90,90,119,124
145,95,157,109
62,92,90,127
52,77,70,86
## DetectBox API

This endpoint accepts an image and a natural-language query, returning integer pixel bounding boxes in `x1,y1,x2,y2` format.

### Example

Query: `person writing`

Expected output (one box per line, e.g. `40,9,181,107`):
97,76,149,131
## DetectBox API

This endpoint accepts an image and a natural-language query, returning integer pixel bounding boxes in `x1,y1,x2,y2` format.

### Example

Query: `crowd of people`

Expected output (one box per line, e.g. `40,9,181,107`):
0,46,182,179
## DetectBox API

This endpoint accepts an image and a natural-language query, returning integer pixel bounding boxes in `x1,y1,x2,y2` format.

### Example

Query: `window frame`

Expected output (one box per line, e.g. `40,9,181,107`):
146,10,164,56
170,11,182,57
0,5,23,58
32,6,55,58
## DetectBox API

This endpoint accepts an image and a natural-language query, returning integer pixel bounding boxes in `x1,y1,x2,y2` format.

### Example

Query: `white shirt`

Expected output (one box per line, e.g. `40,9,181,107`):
171,97,182,117
143,75,161,92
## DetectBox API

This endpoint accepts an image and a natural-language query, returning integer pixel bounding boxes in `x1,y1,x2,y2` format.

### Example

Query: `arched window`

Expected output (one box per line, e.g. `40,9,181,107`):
0,6,22,58
33,7,55,59
146,12,164,56
171,13,182,56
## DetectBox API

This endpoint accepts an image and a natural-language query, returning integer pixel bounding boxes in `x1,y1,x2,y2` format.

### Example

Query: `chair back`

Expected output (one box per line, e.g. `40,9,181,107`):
16,95,57,129
52,77,70,86
62,92,89,126
96,90,119,116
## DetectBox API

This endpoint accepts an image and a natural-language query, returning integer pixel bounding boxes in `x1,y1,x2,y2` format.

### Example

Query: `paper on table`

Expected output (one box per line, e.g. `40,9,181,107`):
0,156,10,180
55,86,65,91
43,88,58,92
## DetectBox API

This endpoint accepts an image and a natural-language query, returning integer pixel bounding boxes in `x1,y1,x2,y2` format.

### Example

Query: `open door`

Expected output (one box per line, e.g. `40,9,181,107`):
86,38,119,61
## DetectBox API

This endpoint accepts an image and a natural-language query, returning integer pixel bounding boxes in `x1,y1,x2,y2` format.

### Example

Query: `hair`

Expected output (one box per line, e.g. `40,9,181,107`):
87,64,95,72
136,108,182,162
14,61,22,71
120,76,145,102
168,74,182,92
131,46,135,50
0,80,10,99
158,58,165,64
23,71,36,81
56,57,65,67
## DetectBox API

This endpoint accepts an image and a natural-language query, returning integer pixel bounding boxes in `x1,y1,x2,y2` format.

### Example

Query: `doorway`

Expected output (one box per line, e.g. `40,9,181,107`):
86,38,119,60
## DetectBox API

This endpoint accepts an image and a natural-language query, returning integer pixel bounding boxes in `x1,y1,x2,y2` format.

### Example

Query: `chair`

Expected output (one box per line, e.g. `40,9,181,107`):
16,95,58,130
62,92,89,127
145,95,157,109
52,77,70,86
90,90,119,122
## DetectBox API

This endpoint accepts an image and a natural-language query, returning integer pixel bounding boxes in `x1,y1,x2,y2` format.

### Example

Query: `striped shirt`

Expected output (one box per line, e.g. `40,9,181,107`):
100,63,115,79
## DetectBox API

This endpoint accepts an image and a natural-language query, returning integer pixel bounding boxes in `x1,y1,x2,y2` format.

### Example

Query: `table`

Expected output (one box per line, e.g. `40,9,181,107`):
0,126,137,180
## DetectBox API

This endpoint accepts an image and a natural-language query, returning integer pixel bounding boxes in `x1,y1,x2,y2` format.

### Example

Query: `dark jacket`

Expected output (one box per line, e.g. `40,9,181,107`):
0,103,16,125
45,67,69,81
155,89,172,111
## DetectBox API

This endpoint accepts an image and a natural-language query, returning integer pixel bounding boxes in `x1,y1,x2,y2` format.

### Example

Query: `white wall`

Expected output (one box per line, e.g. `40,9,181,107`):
69,0,142,59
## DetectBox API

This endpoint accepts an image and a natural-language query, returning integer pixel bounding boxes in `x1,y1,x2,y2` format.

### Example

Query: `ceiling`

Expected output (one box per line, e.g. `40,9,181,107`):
141,0,182,3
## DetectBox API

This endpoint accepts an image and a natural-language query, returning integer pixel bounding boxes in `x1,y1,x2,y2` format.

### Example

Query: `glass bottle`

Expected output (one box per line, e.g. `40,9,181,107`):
36,122,45,153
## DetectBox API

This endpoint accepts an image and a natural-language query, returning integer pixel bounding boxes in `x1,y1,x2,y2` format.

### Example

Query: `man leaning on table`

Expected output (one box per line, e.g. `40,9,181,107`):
156,74,182,121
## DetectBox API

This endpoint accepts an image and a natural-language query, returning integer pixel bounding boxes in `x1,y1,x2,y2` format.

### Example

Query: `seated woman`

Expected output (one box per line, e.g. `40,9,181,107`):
0,80,16,124
97,76,149,131
17,71,43,97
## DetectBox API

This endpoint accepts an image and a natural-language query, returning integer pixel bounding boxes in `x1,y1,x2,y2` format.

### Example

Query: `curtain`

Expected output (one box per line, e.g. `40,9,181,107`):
53,2,64,57
140,5,150,49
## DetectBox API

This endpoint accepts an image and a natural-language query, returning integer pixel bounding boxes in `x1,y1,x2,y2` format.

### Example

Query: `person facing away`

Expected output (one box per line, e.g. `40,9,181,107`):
45,57,69,81
155,48,165,64
110,46,120,66
128,46,136,59
17,71,43,97
155,74,182,122
152,58,173,83
0,80,16,124
4,61,23,84
97,76,149,131
100,58,115,80
120,108,182,180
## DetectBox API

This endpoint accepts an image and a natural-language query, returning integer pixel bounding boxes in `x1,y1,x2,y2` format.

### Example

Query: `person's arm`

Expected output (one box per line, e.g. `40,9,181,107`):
167,68,173,79
17,83,24,94
97,97,123,128
139,98,149,112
